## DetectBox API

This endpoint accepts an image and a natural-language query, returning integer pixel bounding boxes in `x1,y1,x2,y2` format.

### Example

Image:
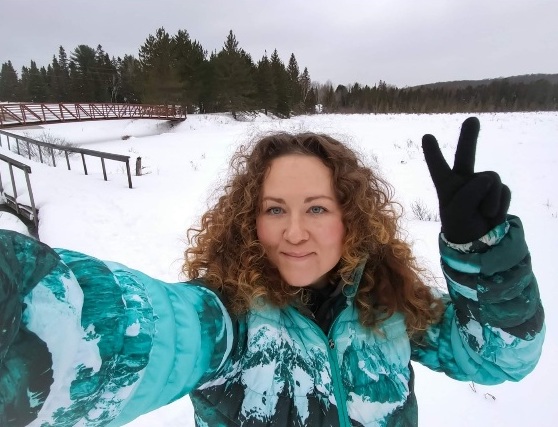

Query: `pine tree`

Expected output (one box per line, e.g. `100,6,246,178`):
57,46,70,101
139,27,181,105
94,45,117,102
70,44,98,101
287,53,302,112
117,55,142,103
299,67,313,112
26,60,48,102
213,30,256,118
0,61,20,101
255,53,275,115
270,49,290,117
173,29,207,113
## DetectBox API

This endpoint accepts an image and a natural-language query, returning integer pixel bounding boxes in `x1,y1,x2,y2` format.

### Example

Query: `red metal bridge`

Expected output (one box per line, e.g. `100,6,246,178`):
0,103,186,127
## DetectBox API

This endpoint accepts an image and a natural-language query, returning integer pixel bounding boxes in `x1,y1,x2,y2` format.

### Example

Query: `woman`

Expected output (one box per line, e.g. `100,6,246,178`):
0,117,544,426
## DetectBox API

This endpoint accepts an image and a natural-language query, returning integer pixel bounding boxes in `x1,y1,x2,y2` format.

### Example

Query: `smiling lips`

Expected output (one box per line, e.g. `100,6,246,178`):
281,252,314,259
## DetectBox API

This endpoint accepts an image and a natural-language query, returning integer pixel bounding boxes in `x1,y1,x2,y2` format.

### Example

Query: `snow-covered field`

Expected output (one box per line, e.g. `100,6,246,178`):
1,112,556,426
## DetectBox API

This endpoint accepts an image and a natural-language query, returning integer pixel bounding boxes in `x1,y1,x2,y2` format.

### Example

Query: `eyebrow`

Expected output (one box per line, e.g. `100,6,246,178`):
262,196,335,203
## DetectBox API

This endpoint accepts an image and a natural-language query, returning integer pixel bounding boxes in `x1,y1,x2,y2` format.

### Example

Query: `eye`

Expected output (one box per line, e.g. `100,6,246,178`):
309,206,326,214
266,207,284,215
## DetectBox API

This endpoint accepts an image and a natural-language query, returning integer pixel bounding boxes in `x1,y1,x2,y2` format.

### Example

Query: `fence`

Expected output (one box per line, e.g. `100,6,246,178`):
0,151,38,227
0,129,133,188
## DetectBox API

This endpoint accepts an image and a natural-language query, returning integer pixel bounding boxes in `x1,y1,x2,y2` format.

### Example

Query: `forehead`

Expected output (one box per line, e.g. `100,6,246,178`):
261,154,334,195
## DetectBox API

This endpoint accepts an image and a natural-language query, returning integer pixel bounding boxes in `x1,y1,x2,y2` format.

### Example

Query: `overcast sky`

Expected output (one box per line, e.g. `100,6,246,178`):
2,0,557,88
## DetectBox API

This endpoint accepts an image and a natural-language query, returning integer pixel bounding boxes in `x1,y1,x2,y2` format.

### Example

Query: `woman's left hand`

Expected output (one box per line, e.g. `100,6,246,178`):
421,117,511,243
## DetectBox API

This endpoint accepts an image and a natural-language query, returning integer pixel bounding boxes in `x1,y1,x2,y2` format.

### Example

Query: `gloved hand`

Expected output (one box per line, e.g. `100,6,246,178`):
422,117,511,244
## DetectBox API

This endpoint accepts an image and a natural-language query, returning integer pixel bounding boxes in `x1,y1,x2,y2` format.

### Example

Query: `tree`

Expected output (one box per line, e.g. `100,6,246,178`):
173,29,207,112
213,30,256,118
270,49,290,117
0,61,20,101
287,53,302,112
299,67,313,112
70,44,98,101
26,60,48,102
255,53,275,115
94,45,118,102
117,55,142,103
139,27,181,104
57,46,70,101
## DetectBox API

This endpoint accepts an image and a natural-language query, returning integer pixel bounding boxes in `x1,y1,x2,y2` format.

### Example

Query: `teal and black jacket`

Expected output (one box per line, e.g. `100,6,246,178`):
0,215,545,426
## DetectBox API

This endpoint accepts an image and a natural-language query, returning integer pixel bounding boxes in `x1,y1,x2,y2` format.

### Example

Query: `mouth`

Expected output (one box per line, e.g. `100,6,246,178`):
281,252,314,260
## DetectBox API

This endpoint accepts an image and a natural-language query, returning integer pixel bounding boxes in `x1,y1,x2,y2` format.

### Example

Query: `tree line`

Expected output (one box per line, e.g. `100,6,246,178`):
0,27,557,116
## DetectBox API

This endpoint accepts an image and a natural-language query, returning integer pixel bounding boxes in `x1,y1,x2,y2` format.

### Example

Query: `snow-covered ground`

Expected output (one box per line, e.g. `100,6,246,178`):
1,112,556,426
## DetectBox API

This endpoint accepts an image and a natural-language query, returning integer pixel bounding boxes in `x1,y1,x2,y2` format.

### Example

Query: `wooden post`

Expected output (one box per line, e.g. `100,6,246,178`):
81,153,88,175
126,159,133,188
101,157,107,181
135,157,142,176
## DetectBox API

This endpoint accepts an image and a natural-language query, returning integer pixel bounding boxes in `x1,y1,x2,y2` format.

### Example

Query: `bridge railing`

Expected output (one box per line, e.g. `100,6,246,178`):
0,151,38,228
0,103,186,127
0,129,133,188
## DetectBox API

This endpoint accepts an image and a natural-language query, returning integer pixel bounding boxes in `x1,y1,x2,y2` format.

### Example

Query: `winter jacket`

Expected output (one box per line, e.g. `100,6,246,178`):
0,215,545,426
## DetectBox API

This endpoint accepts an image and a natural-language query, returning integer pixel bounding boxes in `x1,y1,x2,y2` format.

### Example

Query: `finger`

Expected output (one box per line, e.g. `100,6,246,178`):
422,134,451,186
454,173,494,210
453,117,480,176
478,172,502,217
494,184,511,223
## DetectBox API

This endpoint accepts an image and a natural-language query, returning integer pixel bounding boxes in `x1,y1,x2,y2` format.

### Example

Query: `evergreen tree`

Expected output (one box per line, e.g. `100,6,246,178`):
270,49,290,117
57,46,70,101
117,55,142,103
299,67,313,112
26,60,48,102
213,30,256,118
287,53,302,112
0,61,20,101
94,45,118,102
173,29,207,113
47,57,62,101
139,27,181,104
19,66,30,101
70,44,98,101
255,53,275,115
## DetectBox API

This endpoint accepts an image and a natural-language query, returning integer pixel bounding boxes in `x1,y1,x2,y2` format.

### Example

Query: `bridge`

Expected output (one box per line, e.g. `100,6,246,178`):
0,102,186,127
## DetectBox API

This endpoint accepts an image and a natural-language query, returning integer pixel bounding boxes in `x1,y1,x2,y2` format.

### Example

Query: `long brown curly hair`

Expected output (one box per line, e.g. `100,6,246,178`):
183,132,443,336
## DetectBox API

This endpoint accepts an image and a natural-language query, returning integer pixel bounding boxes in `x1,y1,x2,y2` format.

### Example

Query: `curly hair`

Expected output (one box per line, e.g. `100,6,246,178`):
183,132,443,336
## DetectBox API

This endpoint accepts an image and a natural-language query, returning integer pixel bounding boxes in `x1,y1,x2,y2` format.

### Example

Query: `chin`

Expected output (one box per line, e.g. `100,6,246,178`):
284,275,328,289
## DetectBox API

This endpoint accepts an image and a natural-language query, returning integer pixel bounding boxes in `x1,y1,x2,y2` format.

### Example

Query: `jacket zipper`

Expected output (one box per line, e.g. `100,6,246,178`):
302,313,352,427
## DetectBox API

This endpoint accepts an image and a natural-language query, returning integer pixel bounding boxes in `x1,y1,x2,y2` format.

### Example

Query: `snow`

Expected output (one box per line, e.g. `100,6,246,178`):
1,111,557,426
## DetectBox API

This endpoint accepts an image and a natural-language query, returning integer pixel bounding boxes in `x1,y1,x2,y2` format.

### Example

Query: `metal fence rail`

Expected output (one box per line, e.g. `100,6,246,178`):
0,103,186,127
0,151,38,228
0,129,133,188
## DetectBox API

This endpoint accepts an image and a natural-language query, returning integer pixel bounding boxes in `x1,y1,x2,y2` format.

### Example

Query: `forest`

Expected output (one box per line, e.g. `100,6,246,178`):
1,27,557,116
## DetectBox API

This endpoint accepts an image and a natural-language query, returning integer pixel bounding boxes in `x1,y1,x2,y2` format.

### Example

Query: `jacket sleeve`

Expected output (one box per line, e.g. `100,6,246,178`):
411,215,545,384
0,229,234,427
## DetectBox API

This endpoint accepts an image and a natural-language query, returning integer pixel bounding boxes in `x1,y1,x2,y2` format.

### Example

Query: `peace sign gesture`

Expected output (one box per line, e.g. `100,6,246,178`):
422,117,511,243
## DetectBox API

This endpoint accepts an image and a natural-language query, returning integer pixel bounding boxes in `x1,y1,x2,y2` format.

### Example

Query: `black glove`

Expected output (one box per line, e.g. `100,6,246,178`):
422,117,511,244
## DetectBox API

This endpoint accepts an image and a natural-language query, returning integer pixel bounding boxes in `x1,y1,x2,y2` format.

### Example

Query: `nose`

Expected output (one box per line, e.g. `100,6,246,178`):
283,214,309,244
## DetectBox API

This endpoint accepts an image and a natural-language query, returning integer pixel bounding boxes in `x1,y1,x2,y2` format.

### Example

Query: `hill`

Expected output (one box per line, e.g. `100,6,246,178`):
410,73,558,90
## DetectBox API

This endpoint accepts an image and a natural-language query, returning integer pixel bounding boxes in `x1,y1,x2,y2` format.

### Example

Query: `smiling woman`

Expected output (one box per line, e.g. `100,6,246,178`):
0,120,545,427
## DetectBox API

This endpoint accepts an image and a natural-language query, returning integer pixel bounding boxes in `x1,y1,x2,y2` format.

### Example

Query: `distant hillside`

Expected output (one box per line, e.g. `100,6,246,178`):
410,73,558,90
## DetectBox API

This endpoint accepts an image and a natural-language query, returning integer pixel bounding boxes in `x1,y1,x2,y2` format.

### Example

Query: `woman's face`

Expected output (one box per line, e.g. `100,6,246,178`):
256,154,345,289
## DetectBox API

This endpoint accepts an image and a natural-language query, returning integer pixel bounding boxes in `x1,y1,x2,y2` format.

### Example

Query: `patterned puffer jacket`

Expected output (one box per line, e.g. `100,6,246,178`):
0,215,545,426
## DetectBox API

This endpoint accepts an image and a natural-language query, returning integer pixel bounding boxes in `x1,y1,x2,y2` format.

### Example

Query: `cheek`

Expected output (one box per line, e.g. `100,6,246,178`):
256,217,274,247
321,220,346,248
